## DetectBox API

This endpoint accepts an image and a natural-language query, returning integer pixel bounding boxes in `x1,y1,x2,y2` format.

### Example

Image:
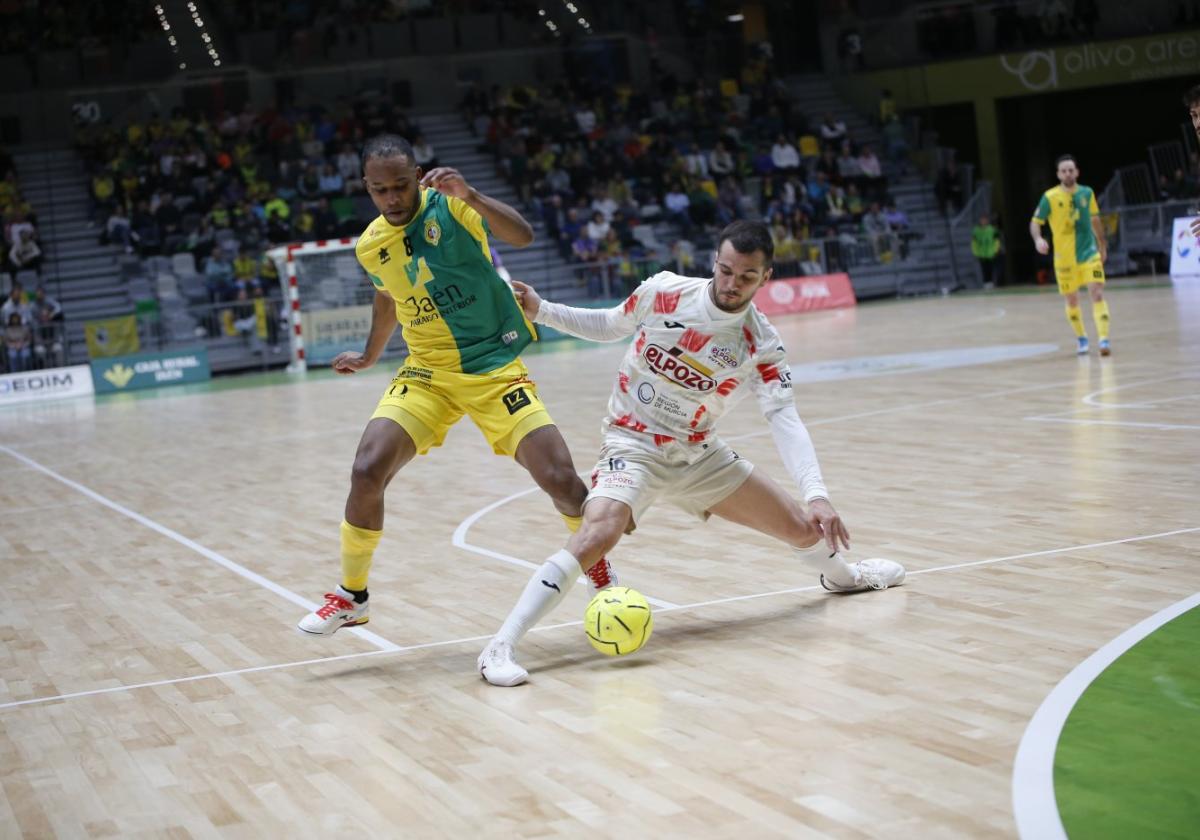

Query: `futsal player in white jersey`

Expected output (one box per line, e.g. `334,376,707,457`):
478,221,906,686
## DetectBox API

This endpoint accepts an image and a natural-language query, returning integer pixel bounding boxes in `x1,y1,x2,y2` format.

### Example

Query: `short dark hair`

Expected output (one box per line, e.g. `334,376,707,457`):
1183,84,1200,107
716,220,774,265
1056,154,1077,166
361,134,415,173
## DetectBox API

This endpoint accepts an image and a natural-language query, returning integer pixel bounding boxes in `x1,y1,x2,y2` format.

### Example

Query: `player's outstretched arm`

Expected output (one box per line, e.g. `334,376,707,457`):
518,279,641,343
420,167,534,247
332,290,398,375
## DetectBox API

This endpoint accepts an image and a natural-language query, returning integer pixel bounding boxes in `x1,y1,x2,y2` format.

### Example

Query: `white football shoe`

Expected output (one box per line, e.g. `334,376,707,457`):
296,586,369,636
477,639,528,687
820,558,906,593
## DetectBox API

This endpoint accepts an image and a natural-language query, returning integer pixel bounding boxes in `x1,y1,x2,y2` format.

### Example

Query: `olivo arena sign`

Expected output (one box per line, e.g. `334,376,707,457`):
1001,33,1200,92
861,29,1200,103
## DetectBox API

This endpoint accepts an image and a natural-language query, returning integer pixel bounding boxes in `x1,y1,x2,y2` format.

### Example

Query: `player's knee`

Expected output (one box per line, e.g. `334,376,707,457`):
350,451,391,494
535,462,586,502
779,502,819,548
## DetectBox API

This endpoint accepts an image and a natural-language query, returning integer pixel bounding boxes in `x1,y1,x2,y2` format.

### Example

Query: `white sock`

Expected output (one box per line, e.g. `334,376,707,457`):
799,546,858,587
495,549,581,647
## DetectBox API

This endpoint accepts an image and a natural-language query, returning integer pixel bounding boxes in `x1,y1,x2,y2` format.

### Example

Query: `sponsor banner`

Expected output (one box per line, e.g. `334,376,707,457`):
85,314,140,358
753,274,856,316
1169,217,1200,278
91,349,211,394
860,29,1200,103
0,364,94,406
302,305,374,365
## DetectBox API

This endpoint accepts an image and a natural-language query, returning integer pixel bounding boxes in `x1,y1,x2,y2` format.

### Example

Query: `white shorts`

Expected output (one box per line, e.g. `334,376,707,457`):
585,431,754,528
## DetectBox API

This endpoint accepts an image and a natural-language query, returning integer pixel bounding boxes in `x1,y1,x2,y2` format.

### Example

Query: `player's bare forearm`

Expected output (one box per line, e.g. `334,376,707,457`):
363,290,399,363
464,187,534,247
1091,218,1107,258
1028,220,1043,243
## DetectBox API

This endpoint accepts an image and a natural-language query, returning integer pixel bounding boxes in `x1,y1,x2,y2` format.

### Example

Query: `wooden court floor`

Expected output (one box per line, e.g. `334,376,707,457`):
1,282,1198,838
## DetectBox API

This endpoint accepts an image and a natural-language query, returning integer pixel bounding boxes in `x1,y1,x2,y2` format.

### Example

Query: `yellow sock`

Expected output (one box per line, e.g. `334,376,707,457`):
1065,303,1085,338
1092,299,1111,340
341,520,382,591
561,513,583,534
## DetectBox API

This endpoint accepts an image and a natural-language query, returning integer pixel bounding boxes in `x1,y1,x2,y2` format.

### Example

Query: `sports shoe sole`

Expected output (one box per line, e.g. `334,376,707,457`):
295,617,369,637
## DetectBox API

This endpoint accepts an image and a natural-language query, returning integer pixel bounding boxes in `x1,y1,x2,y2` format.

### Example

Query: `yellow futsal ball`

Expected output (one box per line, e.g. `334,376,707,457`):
584,586,653,656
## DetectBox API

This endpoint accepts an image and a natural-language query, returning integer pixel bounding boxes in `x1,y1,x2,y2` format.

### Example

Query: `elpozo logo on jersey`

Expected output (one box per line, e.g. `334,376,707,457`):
642,343,716,392
423,219,441,246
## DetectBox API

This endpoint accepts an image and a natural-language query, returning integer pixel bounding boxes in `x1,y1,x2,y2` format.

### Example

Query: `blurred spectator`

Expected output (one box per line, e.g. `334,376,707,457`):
1,281,29,324
936,159,965,216
412,134,438,170
4,312,32,372
8,230,43,275
971,214,1002,288
877,89,896,125
585,211,610,243
819,113,847,145
318,164,345,196
31,286,64,367
105,206,135,252
771,134,801,172
204,245,235,302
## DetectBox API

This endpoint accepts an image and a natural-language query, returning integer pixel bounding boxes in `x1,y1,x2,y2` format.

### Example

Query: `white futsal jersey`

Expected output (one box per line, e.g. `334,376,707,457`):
536,271,795,450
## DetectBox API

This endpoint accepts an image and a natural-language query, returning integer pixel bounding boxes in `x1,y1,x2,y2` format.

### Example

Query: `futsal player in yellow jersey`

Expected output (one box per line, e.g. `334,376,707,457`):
1029,154,1112,356
298,135,617,636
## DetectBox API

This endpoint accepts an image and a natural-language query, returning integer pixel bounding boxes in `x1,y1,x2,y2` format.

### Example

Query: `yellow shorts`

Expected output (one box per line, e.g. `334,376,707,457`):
1055,257,1106,295
371,358,555,456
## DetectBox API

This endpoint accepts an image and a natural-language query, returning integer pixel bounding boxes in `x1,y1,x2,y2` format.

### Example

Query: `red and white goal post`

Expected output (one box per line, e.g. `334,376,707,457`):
268,237,513,373
267,238,401,373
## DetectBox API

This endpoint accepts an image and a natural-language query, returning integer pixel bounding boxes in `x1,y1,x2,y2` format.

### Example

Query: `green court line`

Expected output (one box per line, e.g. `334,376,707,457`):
1055,605,1200,838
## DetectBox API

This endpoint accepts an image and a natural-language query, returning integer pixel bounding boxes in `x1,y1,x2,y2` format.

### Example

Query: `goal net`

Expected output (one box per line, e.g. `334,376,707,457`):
267,238,406,372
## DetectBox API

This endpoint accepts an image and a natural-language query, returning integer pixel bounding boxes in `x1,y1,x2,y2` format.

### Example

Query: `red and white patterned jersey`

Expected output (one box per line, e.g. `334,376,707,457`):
535,271,795,450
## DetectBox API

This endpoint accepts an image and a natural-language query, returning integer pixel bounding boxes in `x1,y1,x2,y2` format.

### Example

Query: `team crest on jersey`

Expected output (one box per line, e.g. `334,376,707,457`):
423,220,442,246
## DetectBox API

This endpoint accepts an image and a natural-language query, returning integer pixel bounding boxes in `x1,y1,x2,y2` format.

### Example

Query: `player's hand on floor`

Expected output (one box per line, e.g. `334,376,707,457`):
331,351,372,375
510,280,542,319
420,167,471,199
808,498,851,553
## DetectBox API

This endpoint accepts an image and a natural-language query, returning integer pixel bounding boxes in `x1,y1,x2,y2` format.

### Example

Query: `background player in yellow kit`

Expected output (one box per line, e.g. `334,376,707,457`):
297,135,616,636
1029,154,1112,356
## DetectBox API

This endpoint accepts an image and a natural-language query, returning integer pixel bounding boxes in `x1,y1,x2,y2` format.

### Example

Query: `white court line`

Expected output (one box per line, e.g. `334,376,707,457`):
1012,590,1200,840
1081,372,1200,407
450,485,680,610
0,444,401,653
654,526,1200,611
1024,416,1200,431
5,525,1196,712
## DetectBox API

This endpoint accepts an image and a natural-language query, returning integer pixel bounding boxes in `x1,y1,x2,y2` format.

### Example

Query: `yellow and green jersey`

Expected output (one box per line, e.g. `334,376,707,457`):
1032,184,1101,266
355,188,536,374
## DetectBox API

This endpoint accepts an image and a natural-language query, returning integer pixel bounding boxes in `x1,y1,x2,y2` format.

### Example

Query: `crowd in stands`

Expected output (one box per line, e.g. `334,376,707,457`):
75,98,421,308
1,146,44,281
1,280,64,373
468,51,915,285
0,2,159,56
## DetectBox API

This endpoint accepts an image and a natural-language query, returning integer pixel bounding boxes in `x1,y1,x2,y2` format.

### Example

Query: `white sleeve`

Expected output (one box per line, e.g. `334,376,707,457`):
534,300,638,342
533,275,659,342
765,402,829,503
